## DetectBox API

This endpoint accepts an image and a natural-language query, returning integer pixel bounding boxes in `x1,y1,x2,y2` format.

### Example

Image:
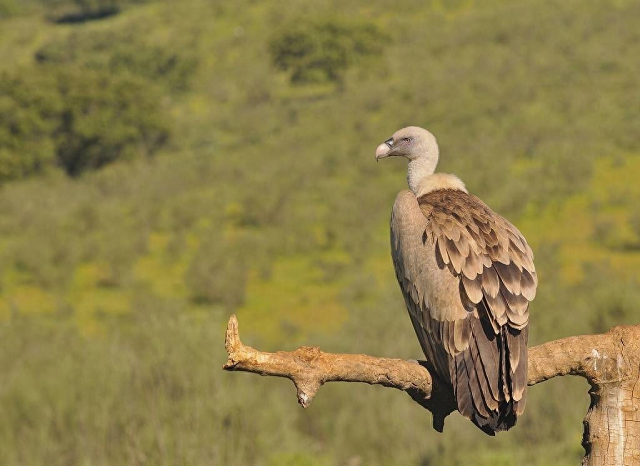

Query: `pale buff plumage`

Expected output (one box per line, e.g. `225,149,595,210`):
414,173,467,197
376,126,537,435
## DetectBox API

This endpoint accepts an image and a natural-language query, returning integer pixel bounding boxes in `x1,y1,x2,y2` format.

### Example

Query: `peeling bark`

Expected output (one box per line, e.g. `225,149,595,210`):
223,315,640,465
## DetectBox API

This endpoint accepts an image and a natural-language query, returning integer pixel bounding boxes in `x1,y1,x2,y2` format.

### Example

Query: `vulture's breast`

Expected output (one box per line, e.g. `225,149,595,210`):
391,190,470,323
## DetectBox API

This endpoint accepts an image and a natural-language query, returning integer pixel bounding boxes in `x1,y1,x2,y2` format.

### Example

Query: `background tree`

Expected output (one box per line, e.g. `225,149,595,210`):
0,66,169,180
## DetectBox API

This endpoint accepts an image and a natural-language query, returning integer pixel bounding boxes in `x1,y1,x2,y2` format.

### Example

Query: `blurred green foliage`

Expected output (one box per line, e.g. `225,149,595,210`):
35,25,199,91
270,18,387,84
0,66,169,179
0,0,140,21
185,230,249,308
0,0,639,464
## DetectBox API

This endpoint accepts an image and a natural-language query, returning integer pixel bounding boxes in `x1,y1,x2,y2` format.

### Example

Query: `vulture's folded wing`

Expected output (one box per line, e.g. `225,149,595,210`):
391,189,537,434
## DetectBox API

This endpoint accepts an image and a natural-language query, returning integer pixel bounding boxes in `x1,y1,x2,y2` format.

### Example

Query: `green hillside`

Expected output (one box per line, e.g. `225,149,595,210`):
0,0,639,464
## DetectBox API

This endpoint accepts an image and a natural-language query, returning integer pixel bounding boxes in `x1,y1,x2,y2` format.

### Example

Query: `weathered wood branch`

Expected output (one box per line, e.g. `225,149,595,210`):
223,315,640,466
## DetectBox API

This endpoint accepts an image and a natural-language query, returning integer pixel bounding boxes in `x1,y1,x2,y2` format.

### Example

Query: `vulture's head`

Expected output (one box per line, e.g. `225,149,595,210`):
375,126,439,163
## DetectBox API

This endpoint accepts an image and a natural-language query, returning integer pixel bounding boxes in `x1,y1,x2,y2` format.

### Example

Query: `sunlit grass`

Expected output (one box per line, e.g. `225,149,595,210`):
238,253,349,344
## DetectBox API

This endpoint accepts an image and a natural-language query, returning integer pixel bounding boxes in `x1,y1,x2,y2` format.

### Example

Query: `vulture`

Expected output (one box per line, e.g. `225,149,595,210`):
375,126,537,435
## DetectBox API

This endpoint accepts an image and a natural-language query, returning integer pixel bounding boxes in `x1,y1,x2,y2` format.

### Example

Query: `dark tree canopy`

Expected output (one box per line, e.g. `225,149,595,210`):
269,18,388,84
0,66,169,181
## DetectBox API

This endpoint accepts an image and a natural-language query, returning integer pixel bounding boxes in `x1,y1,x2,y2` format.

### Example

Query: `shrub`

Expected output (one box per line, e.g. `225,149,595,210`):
41,0,135,23
0,65,170,180
269,18,387,84
36,27,198,92
0,74,61,181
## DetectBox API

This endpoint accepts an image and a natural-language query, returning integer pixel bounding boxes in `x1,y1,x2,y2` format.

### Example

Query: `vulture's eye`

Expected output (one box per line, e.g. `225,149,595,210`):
402,137,413,143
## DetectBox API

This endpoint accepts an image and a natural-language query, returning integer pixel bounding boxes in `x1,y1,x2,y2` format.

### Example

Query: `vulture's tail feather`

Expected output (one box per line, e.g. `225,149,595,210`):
453,319,528,435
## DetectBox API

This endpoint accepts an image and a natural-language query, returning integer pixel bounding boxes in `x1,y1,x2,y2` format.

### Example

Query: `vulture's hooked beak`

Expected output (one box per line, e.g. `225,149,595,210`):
375,138,394,161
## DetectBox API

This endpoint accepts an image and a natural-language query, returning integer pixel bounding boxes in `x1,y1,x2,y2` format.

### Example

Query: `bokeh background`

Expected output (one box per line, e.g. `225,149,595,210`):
1,0,639,464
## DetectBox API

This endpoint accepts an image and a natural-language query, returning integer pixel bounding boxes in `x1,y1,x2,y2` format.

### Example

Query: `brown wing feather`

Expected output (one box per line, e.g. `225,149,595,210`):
391,189,536,434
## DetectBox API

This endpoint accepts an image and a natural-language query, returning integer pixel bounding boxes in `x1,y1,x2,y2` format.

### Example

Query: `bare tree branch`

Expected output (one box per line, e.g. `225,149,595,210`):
223,315,640,465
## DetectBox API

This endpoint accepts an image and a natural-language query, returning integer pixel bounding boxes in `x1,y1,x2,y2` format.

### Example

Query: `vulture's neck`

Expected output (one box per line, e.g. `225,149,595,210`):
407,154,467,197
413,173,468,197
407,156,438,194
